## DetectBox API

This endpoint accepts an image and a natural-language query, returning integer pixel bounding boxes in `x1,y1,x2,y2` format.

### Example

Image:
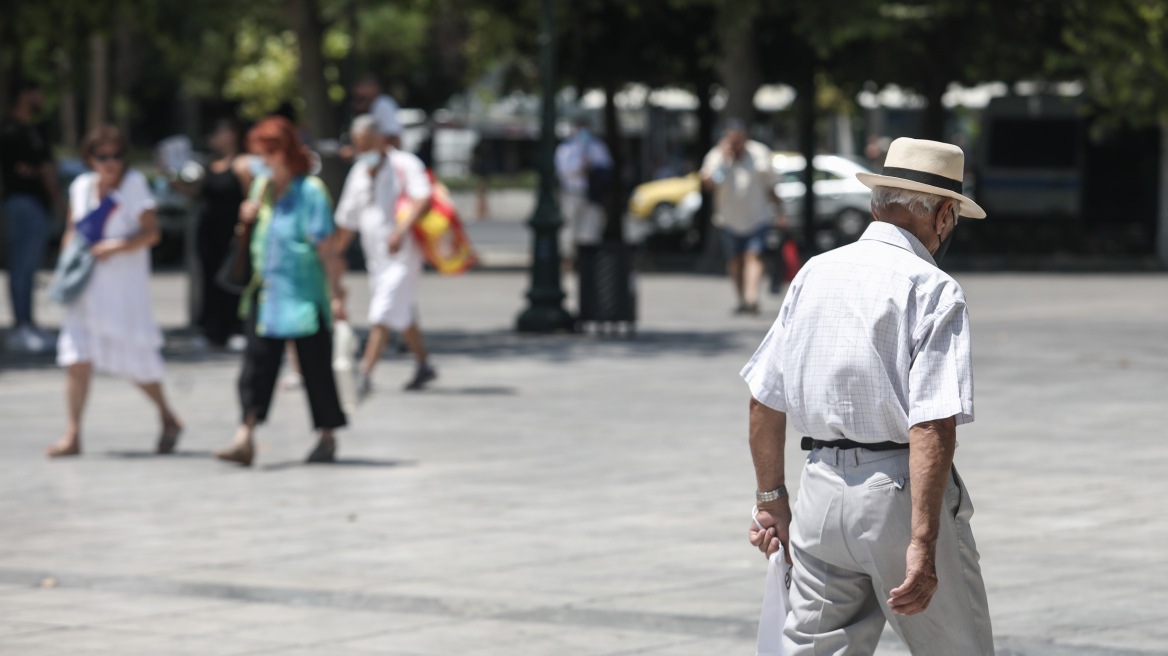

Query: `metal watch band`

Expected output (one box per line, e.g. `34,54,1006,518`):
756,485,788,503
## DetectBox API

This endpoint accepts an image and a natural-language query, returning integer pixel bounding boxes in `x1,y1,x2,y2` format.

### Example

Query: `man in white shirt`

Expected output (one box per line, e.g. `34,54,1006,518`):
700,120,782,315
742,138,993,654
554,121,613,265
334,115,436,396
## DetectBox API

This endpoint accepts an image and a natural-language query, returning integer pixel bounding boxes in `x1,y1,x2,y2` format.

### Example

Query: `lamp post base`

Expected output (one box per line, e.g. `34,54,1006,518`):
517,304,576,333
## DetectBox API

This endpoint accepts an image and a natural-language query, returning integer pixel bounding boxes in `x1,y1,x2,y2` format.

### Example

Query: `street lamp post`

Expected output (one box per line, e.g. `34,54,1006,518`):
517,0,574,333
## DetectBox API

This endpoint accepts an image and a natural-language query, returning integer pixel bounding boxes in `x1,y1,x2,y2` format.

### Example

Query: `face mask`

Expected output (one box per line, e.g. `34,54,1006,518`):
577,128,591,141
248,156,272,178
357,151,383,168
932,207,958,265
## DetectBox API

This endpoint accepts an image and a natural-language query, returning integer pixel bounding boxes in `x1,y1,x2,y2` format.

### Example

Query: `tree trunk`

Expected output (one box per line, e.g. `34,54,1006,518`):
289,0,337,141
602,82,624,243
798,68,817,251
87,33,109,132
920,76,947,142
113,14,136,135
714,1,761,123
58,50,78,147
1158,117,1168,265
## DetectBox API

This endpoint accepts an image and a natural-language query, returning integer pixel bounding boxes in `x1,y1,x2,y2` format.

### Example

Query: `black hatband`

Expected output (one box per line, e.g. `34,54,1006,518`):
880,167,963,194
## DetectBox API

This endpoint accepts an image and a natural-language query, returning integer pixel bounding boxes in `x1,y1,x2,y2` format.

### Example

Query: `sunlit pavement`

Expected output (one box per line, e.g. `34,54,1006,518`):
1,270,1166,655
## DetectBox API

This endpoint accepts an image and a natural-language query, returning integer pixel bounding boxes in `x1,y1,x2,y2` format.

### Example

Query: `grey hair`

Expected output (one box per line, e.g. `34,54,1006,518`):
870,185,950,218
351,113,381,137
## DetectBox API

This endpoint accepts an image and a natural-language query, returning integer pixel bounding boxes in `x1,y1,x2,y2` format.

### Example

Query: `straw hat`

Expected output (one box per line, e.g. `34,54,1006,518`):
856,137,986,219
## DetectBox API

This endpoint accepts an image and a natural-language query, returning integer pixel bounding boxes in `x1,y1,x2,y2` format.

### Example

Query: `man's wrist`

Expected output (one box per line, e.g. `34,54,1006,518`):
756,485,788,504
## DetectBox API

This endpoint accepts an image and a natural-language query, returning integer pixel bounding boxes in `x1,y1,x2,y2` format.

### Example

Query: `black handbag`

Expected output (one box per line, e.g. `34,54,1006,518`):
214,225,254,294
215,179,267,294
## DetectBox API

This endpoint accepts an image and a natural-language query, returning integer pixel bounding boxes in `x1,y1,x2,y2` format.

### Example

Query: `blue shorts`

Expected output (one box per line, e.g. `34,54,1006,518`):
721,224,770,259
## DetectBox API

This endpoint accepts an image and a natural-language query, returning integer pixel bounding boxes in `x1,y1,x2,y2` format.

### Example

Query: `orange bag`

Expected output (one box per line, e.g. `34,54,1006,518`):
395,170,478,275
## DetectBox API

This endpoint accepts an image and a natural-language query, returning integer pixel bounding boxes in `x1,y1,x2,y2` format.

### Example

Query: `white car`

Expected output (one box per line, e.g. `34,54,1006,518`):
773,153,875,252
636,153,875,252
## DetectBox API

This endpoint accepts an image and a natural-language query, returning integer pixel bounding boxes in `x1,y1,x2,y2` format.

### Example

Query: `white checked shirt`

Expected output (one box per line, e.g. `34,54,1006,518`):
741,222,974,443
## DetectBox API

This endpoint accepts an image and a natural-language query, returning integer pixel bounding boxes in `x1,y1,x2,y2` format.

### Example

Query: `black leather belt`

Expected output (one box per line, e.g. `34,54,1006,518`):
801,437,909,452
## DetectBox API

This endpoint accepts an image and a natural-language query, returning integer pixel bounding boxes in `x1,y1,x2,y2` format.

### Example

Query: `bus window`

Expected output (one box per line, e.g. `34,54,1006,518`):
988,119,1078,169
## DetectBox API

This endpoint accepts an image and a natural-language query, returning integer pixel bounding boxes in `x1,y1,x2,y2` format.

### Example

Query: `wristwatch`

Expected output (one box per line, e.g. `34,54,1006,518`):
756,485,788,504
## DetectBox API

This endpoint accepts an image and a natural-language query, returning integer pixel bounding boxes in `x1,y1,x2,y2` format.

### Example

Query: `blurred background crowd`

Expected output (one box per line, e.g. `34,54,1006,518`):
2,0,1167,343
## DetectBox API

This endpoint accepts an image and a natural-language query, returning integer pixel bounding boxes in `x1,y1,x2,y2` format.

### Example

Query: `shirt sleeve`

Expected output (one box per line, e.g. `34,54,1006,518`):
398,153,432,201
740,278,801,412
908,299,975,426
302,177,336,245
333,166,365,231
124,170,157,218
700,148,722,177
372,96,401,135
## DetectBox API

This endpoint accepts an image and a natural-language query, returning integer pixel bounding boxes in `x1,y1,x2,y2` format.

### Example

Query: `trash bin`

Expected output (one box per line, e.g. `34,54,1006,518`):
576,243,636,335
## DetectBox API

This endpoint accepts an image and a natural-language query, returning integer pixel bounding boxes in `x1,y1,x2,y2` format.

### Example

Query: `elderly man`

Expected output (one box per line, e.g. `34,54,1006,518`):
334,114,437,397
700,119,782,316
743,138,993,654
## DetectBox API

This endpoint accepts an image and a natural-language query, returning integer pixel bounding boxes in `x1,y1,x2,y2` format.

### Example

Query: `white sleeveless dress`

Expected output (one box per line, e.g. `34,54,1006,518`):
56,170,165,383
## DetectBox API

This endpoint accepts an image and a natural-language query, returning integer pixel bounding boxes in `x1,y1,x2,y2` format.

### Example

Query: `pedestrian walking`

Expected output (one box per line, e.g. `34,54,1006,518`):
47,125,183,457
213,116,348,466
1,79,58,353
554,120,612,268
341,76,401,156
700,120,782,316
742,138,994,654
194,118,251,347
333,114,437,398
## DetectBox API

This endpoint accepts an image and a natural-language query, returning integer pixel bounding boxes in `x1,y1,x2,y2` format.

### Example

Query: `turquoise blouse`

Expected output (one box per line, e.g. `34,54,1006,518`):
242,175,335,338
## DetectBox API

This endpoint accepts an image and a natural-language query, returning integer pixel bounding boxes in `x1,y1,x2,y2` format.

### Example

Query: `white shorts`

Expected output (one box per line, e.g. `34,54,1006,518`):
367,262,420,331
560,192,604,258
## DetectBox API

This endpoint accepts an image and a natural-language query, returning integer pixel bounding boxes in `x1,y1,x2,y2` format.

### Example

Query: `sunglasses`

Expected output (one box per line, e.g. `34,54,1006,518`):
93,152,125,163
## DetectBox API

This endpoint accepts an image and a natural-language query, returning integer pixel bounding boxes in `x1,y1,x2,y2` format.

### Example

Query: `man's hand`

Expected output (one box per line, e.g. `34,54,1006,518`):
239,200,261,224
749,497,792,563
91,238,127,261
888,539,939,615
388,227,407,254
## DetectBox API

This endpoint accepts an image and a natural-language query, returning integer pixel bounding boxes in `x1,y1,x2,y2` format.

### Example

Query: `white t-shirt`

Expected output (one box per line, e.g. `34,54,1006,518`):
701,139,778,234
371,95,402,136
335,148,431,272
554,134,613,195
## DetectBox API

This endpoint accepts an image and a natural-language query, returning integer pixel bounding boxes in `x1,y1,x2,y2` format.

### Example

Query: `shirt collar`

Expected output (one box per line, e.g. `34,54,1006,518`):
859,221,937,267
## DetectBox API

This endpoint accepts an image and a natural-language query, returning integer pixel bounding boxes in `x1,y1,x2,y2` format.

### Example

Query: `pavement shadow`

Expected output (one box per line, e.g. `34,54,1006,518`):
103,450,216,459
1,327,750,372
422,329,750,361
417,386,517,396
257,458,417,472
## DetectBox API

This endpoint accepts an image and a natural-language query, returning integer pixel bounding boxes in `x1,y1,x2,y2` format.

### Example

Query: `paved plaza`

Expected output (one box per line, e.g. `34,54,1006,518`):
0,268,1166,655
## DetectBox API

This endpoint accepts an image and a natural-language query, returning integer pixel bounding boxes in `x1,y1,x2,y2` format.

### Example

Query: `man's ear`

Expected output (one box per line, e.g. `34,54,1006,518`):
935,200,954,233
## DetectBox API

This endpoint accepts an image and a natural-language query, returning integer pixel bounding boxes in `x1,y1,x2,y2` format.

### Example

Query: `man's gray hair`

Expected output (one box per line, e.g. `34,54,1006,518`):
870,185,948,218
351,113,381,137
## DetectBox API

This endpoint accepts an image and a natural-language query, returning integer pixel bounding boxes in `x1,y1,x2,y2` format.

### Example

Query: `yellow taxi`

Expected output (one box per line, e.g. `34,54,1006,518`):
627,173,700,230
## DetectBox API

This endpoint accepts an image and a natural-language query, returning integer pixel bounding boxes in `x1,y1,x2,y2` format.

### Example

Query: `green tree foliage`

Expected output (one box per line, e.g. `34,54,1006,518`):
1061,0,1168,126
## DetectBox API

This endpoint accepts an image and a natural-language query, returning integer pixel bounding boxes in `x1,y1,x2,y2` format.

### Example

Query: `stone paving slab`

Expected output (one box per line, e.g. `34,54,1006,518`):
1,270,1167,654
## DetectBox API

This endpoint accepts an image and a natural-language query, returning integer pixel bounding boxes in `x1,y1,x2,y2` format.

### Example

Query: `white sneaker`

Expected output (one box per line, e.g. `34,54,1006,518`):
8,326,49,353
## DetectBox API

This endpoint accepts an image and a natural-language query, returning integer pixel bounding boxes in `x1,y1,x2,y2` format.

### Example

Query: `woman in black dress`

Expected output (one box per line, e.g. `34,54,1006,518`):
196,119,252,346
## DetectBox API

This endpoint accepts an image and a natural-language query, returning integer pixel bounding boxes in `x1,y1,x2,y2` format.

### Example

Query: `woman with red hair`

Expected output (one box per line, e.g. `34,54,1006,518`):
213,116,348,466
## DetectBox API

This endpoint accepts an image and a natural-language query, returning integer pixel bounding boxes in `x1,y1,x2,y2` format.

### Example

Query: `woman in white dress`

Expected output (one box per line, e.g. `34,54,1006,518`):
47,125,182,457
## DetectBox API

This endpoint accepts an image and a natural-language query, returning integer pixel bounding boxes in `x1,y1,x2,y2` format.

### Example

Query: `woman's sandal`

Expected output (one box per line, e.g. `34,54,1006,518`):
305,438,336,464
213,442,254,467
46,439,81,458
157,420,184,454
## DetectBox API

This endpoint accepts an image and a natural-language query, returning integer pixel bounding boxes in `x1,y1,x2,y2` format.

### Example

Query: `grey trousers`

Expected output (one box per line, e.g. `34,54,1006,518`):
783,447,994,655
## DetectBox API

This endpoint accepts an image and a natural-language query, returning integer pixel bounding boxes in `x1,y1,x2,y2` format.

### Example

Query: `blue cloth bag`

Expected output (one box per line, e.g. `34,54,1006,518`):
48,195,118,305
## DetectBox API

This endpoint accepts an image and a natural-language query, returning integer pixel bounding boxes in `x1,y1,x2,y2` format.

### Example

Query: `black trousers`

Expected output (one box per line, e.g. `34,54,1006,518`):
238,302,347,430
